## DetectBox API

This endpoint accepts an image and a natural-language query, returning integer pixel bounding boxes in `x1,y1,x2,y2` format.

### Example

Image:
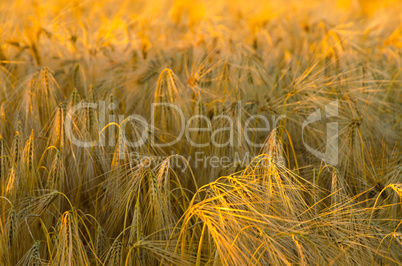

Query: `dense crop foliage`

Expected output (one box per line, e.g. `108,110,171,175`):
0,0,401,265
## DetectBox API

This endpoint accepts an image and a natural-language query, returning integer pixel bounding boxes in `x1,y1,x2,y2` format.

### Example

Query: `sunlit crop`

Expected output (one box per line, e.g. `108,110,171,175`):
0,0,401,265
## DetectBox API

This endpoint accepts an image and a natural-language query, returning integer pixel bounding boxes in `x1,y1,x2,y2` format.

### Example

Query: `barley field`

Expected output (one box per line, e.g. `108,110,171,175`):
0,0,401,265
